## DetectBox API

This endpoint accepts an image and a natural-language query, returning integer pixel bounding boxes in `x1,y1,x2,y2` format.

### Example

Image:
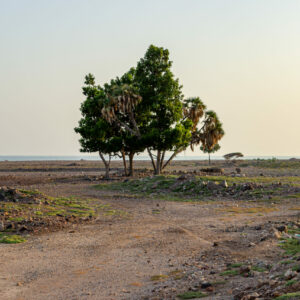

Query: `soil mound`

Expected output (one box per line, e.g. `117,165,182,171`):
0,187,45,204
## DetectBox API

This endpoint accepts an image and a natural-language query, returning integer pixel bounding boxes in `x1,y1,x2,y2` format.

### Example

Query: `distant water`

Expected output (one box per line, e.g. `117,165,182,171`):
0,155,299,161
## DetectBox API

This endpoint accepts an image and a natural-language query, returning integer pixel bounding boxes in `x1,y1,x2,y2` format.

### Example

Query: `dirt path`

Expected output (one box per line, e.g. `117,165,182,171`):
1,181,299,300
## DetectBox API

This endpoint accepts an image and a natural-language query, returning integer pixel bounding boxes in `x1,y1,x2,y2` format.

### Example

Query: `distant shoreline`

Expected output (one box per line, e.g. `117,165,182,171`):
0,155,299,162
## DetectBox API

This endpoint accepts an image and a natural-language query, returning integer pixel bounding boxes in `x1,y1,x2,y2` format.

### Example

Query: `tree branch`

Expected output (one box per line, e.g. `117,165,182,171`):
147,148,156,172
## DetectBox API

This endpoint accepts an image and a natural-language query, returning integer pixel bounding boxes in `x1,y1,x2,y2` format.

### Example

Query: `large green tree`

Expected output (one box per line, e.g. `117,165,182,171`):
135,45,193,174
75,45,225,177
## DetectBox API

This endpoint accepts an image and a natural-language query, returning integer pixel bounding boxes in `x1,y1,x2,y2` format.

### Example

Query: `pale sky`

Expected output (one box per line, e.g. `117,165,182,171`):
0,0,299,156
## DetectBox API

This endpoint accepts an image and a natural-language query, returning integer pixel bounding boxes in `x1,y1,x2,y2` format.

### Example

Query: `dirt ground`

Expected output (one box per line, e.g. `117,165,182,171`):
0,160,299,300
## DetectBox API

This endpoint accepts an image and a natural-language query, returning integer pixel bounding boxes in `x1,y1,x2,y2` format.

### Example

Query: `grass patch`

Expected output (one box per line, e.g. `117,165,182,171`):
275,292,300,299
0,233,26,244
212,280,227,285
280,260,294,265
177,291,207,299
220,270,239,276
285,279,297,287
228,263,243,268
292,265,300,272
94,175,300,203
8,216,25,222
150,274,168,281
253,158,300,169
280,238,300,255
221,206,278,214
252,266,266,272
1,188,129,232
168,269,183,280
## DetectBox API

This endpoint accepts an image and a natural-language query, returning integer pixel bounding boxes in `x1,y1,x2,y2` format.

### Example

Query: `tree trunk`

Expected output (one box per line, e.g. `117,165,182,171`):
129,152,134,176
162,148,182,170
121,149,128,176
147,148,157,173
209,153,211,165
155,150,161,175
160,150,166,171
99,152,110,179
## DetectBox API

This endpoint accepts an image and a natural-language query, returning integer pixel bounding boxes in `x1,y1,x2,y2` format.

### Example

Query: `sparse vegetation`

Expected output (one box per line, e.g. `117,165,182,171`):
220,269,239,276
275,292,300,300
0,233,26,244
280,238,300,255
150,274,168,281
0,188,127,234
177,291,207,299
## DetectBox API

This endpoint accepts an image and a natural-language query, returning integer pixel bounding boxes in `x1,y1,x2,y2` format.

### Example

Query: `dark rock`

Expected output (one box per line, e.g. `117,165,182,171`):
240,265,251,274
200,167,224,174
201,282,212,289
18,225,28,232
276,225,287,233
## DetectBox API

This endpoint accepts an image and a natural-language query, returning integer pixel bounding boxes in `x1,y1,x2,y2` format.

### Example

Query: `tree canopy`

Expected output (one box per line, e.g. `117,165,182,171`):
75,45,225,177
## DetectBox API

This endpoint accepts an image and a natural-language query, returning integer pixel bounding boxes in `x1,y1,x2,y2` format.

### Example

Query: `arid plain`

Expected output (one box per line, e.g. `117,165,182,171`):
0,159,300,300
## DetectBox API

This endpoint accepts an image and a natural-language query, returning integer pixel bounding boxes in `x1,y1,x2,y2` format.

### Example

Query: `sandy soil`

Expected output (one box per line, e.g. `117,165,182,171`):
0,160,299,300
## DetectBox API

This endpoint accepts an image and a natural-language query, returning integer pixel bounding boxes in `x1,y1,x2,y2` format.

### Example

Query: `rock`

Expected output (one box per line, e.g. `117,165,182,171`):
245,292,259,300
206,286,214,292
276,225,287,233
207,181,219,190
241,183,255,191
272,291,281,297
248,242,256,247
220,180,228,188
0,222,4,231
240,265,251,274
200,167,224,174
201,282,212,289
177,174,188,180
284,269,297,279
273,229,282,239
18,225,28,232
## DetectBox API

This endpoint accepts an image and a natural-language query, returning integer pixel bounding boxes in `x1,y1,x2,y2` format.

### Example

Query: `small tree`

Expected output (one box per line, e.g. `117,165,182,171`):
101,69,145,176
200,143,220,165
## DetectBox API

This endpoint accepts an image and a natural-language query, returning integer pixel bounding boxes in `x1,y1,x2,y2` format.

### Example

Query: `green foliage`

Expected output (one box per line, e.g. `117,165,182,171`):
74,74,121,155
274,292,300,300
177,291,207,299
135,45,193,173
220,269,239,276
0,233,26,244
280,238,300,255
201,143,220,154
285,279,297,286
75,45,224,175
228,262,243,268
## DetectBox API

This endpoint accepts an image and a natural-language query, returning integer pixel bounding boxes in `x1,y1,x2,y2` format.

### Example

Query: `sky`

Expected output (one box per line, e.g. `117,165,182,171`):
0,0,299,156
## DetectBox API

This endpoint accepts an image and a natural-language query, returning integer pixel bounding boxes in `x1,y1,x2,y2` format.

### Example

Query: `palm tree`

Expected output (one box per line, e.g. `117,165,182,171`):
199,111,224,161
